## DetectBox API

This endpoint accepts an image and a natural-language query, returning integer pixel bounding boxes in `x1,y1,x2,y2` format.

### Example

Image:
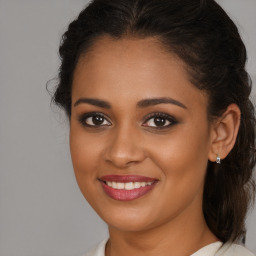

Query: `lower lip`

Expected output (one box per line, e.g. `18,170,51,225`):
100,181,157,201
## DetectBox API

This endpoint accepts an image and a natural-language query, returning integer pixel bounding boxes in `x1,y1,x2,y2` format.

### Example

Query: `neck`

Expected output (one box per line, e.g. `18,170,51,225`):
105,205,218,256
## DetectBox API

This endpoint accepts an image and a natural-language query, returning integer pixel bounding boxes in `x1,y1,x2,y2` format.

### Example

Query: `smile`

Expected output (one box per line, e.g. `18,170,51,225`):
99,175,158,201
105,181,153,190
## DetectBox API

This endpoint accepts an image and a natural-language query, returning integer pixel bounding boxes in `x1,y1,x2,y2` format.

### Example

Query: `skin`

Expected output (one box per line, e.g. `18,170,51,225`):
70,36,241,256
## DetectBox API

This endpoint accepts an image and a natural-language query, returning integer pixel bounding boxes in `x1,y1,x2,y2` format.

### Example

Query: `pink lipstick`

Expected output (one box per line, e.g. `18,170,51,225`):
99,175,158,201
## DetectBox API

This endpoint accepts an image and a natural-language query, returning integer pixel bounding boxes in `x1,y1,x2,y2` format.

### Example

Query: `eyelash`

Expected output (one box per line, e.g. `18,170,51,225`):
78,112,111,127
143,112,177,129
78,112,177,129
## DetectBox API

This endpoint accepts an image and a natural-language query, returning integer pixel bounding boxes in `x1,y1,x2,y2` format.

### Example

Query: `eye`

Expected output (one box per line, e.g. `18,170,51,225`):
78,112,111,127
143,113,177,128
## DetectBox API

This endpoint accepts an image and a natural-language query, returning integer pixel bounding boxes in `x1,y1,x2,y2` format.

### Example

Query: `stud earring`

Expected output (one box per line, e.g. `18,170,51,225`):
216,155,221,164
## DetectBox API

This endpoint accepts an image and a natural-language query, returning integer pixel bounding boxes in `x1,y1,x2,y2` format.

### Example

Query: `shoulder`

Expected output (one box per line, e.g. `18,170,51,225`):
83,239,108,256
82,239,255,256
216,242,255,256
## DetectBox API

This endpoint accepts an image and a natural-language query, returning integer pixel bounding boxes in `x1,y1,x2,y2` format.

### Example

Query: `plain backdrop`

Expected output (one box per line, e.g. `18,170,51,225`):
0,0,255,255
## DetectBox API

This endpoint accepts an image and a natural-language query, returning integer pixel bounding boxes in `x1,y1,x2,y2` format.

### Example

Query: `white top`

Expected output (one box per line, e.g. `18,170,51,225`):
84,239,255,256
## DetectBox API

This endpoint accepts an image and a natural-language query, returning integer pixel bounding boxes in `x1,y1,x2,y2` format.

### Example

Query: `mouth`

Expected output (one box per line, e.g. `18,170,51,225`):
99,175,158,201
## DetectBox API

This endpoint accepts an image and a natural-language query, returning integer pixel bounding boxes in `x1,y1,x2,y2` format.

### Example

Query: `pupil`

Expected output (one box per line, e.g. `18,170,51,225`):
93,115,104,125
154,117,166,126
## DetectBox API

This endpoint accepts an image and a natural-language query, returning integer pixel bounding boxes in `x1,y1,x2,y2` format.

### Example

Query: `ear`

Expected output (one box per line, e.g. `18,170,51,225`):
208,104,241,163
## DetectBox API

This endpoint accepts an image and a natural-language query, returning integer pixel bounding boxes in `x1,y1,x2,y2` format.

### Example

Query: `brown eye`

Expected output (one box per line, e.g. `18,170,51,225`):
79,113,111,127
142,113,177,129
146,117,171,127
92,115,105,125
154,117,169,127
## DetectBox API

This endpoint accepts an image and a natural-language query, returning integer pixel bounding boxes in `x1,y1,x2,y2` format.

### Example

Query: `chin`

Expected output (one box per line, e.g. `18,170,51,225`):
94,203,161,232
105,216,154,232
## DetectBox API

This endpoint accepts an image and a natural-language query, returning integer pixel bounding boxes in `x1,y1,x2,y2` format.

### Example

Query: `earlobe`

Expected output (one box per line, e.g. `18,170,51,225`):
208,104,241,163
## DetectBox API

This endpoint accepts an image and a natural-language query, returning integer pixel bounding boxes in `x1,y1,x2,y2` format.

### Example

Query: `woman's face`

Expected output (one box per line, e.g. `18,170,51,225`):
70,36,213,232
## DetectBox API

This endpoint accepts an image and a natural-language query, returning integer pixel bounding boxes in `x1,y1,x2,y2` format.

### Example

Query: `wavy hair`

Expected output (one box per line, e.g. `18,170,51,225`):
53,0,256,242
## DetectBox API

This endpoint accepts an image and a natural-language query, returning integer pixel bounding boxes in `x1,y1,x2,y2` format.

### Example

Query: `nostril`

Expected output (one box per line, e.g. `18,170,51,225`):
102,132,147,167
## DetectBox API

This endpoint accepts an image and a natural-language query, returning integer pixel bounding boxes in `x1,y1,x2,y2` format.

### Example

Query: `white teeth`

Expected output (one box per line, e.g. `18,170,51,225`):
134,182,140,189
125,182,134,190
112,181,117,189
105,181,153,190
117,182,125,189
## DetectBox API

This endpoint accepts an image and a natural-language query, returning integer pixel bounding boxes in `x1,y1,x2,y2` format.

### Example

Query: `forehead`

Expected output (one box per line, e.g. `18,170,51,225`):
72,35,207,111
80,35,174,64
74,35,188,79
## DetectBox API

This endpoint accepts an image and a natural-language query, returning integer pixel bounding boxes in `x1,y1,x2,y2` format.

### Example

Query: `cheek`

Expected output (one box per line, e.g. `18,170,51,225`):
145,128,210,222
148,123,210,194
69,123,102,194
69,131,108,215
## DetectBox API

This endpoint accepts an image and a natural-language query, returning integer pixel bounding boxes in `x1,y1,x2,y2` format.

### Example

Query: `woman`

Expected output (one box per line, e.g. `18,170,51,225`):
52,0,256,255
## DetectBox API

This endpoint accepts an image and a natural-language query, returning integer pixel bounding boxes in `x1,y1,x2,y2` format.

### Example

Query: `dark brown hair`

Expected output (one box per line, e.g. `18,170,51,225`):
53,0,256,242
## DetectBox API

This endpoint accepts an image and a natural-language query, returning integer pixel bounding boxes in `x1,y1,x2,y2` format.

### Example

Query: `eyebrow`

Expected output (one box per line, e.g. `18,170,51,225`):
74,98,111,108
137,97,187,109
73,97,187,109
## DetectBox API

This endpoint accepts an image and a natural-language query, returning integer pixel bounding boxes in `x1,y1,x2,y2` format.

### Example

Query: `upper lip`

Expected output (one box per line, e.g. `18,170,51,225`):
99,175,158,183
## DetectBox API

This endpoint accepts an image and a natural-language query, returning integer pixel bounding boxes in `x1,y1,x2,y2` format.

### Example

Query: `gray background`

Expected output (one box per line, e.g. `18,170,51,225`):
0,0,255,255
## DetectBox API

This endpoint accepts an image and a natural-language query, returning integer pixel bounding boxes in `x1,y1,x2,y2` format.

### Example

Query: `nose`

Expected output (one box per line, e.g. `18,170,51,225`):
103,125,146,168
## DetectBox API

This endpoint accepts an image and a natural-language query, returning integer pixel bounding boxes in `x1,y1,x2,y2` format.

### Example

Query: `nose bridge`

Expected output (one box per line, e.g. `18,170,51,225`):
104,121,145,167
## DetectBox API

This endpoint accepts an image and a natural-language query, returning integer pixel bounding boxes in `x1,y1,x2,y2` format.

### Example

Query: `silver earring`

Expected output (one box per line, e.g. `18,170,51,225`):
216,155,221,164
